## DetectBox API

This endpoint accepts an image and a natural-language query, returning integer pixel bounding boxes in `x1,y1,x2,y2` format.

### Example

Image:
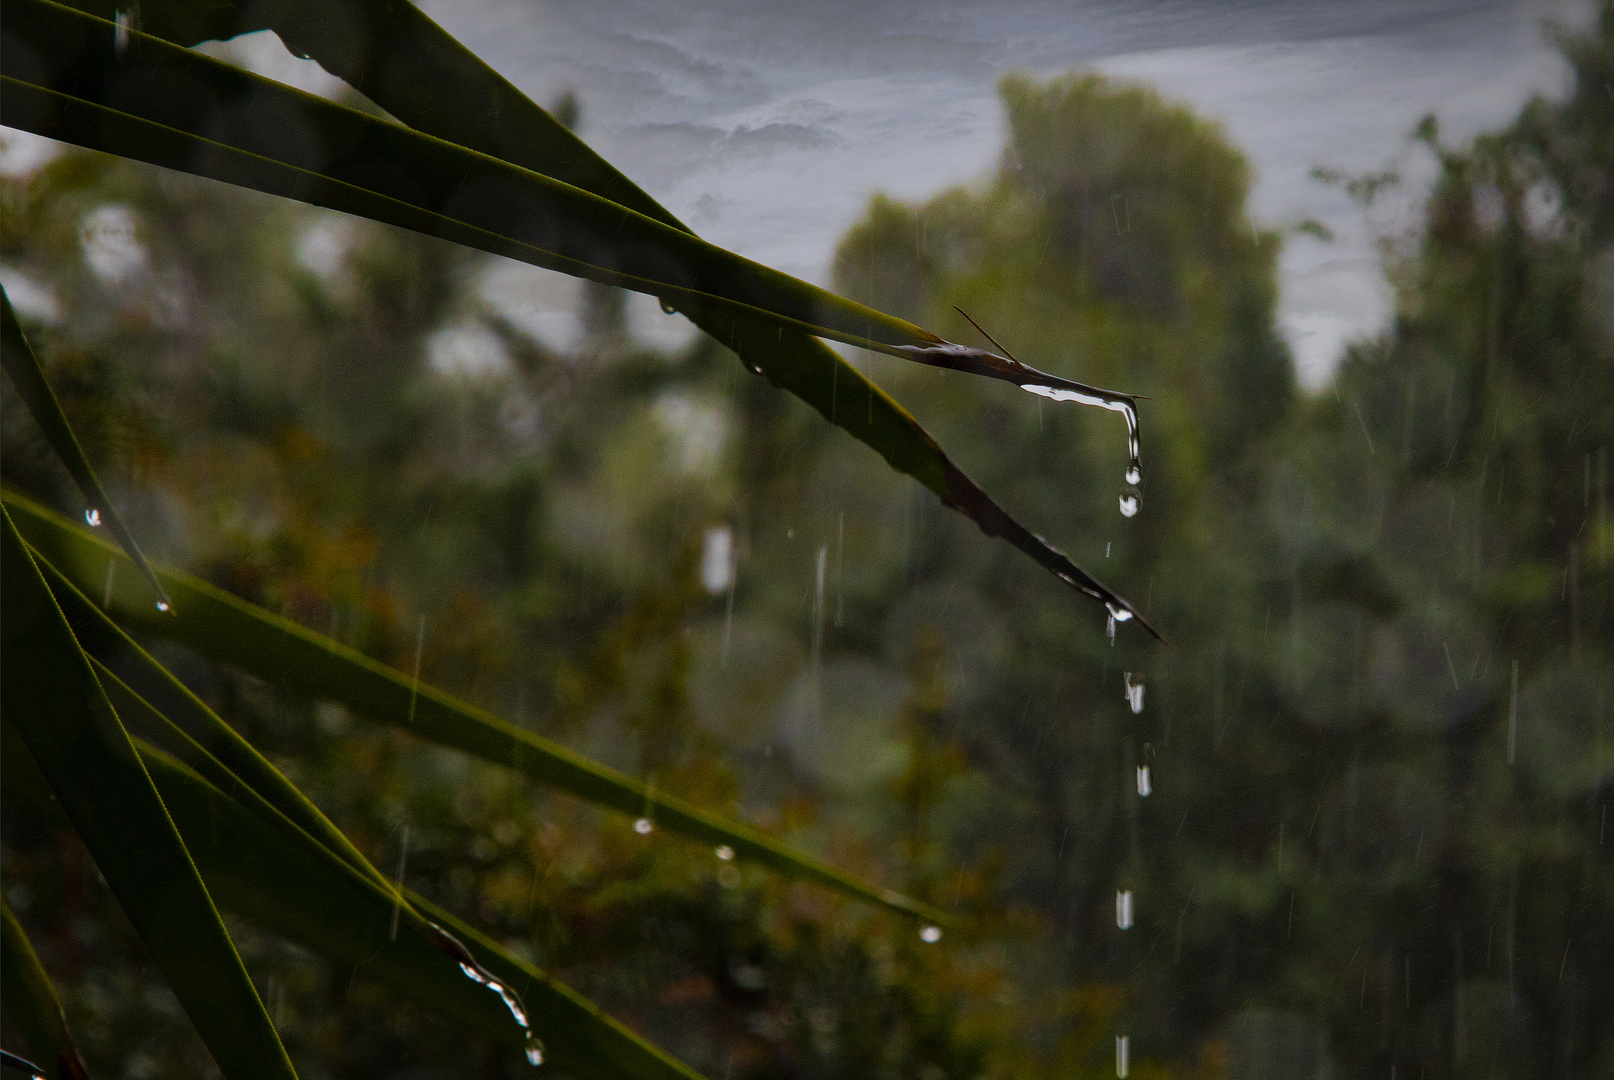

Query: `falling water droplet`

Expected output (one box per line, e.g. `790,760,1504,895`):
155,600,171,612
85,508,102,526
1116,890,1134,929
1136,766,1152,797
1116,1034,1130,1078
1124,673,1145,714
715,844,735,861
659,298,678,315
114,9,132,54
634,817,654,835
1507,659,1518,766
525,1037,545,1066
919,925,942,944
1119,491,1140,518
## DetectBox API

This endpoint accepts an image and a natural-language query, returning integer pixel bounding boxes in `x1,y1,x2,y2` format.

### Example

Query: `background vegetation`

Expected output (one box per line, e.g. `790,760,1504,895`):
2,2,1610,1077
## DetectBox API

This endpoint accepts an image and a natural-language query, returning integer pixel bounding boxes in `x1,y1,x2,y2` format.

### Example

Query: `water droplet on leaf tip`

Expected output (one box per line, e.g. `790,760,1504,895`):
634,817,654,835
919,925,942,943
85,508,101,526
715,844,735,861
659,298,677,315
155,600,171,612
1119,492,1140,517
525,1038,545,1066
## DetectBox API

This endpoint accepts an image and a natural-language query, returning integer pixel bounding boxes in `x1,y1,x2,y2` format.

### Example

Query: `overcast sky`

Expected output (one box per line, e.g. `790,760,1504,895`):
419,0,1586,388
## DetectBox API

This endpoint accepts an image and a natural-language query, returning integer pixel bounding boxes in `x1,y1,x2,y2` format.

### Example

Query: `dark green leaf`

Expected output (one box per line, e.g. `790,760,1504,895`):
0,508,298,1080
0,900,91,1080
0,287,172,612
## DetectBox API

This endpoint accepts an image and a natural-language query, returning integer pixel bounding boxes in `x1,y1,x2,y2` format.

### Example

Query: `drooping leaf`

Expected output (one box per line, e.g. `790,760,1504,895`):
0,509,299,1080
0,288,172,612
0,900,91,1080
5,0,1155,632
3,488,949,924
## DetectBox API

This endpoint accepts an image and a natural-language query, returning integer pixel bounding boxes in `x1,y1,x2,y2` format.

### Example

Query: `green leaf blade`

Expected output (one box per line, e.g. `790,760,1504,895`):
1,288,172,612
0,509,298,1080
1,901,92,1080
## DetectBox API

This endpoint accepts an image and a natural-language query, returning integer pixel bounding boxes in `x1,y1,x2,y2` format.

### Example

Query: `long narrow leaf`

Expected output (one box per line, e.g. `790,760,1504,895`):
0,508,298,1080
3,488,949,924
0,901,90,1080
0,288,172,611
30,542,401,898
2,0,1155,633
130,739,706,1080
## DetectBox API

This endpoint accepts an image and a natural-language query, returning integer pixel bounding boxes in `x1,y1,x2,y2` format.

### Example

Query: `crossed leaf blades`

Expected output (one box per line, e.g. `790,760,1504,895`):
0,0,1157,1074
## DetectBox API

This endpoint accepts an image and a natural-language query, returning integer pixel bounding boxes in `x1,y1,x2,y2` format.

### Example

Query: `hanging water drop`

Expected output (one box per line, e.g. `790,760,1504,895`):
715,844,735,861
85,508,101,526
1136,765,1152,797
525,1037,545,1066
1119,491,1140,517
155,600,171,612
1116,890,1134,929
1021,385,1143,495
659,298,678,315
1124,672,1145,714
1116,1035,1130,1078
1106,603,1133,644
634,817,654,835
919,925,942,944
